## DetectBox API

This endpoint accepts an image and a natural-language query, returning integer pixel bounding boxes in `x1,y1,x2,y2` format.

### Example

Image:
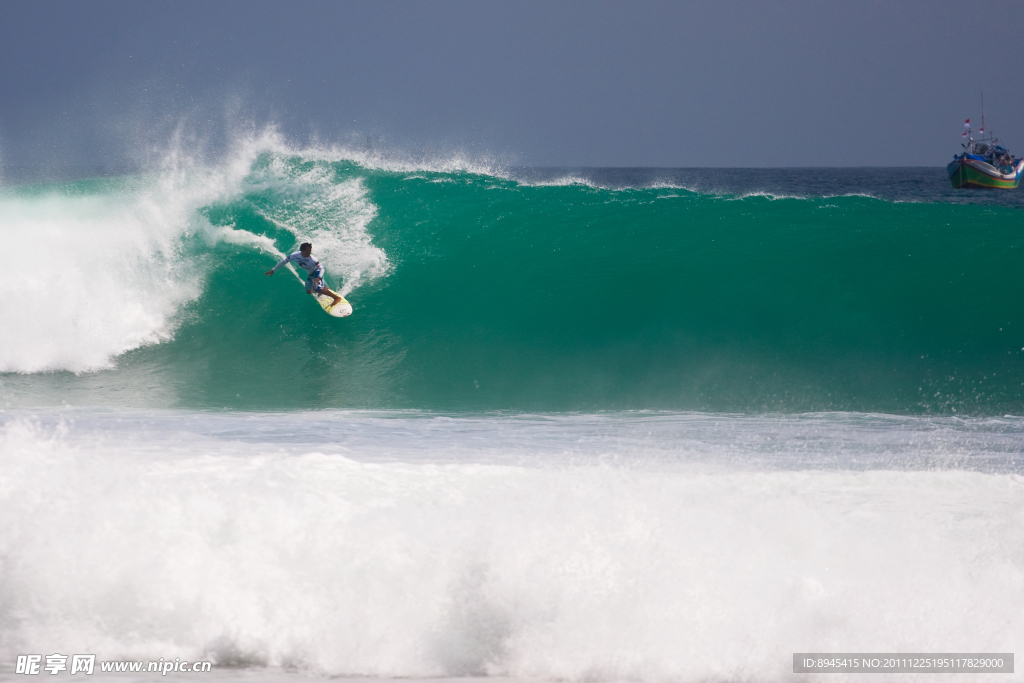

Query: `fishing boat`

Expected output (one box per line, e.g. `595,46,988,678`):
947,104,1023,189
948,138,1023,189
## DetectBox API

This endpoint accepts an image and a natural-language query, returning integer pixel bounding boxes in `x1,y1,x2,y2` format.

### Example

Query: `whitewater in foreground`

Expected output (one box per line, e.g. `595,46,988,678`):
1,409,1022,682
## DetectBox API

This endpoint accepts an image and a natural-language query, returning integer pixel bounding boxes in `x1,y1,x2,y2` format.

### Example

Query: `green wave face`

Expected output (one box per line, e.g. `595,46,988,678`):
5,152,1024,413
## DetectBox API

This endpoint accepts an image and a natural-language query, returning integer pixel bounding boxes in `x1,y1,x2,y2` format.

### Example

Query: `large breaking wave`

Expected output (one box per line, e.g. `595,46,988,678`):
2,134,1024,413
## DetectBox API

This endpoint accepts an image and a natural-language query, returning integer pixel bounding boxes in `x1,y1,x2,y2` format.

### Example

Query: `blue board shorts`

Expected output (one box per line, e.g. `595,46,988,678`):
305,267,326,293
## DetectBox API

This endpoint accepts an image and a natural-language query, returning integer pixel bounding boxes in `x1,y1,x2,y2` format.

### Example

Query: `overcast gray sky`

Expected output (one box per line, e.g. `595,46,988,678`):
1,0,1022,169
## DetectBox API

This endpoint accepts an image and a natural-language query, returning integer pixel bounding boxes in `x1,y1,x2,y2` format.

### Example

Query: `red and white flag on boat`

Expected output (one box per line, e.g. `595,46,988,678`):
963,119,971,137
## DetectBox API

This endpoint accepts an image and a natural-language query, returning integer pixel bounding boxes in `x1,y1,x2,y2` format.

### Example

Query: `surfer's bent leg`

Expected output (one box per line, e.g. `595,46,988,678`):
323,287,342,306
305,267,340,305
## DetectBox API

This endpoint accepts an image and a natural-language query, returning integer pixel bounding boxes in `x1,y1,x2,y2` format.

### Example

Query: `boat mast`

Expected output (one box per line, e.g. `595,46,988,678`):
980,91,986,139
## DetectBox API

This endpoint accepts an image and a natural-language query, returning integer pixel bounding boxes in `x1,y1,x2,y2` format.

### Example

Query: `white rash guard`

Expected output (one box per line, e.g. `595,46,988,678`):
272,252,324,278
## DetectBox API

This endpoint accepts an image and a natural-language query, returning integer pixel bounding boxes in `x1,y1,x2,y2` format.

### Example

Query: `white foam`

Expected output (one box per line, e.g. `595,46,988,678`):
0,126,290,373
519,174,599,188
296,142,516,181
0,127,397,372
0,181,203,373
243,157,390,296
0,412,1021,681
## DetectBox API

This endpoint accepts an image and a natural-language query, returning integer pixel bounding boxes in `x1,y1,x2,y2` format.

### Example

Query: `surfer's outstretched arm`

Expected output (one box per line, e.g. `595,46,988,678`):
265,255,292,276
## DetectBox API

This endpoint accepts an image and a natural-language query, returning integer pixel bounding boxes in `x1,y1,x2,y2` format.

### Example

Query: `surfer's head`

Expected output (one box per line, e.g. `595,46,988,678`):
300,242,312,256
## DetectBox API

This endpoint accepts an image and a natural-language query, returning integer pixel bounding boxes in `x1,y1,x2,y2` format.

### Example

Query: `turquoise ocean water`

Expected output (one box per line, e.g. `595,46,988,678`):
1,138,1022,682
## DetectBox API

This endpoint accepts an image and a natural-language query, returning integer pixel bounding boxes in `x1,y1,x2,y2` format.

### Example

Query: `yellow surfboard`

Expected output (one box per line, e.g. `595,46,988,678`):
315,292,353,317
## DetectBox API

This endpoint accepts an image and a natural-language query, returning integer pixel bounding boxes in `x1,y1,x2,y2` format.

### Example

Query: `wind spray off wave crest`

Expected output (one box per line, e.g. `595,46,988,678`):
0,132,391,374
244,153,390,296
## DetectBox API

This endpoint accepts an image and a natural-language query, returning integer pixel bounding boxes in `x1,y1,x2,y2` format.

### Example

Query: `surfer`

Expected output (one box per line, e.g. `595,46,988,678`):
265,242,343,308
